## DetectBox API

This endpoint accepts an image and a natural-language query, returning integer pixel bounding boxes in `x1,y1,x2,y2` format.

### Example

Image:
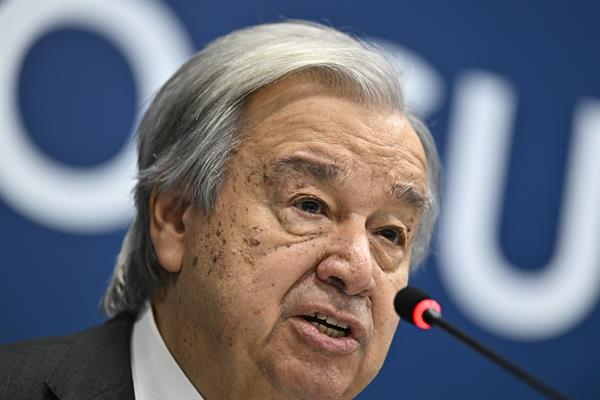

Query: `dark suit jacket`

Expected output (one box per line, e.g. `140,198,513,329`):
0,314,136,400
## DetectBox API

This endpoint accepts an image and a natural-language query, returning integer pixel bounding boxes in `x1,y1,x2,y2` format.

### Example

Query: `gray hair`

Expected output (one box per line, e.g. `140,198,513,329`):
101,20,441,317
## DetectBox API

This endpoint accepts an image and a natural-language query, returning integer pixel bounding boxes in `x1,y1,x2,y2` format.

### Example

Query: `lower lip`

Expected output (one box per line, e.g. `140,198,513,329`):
290,317,361,355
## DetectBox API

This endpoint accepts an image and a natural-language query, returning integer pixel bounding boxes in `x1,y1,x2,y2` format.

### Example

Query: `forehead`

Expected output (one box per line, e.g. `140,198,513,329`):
240,75,428,194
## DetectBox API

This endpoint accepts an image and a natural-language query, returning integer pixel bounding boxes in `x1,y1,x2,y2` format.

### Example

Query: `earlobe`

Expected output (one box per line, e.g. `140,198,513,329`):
149,189,189,273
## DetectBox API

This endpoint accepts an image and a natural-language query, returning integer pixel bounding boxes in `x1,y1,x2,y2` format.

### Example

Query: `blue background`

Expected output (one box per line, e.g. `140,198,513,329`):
1,0,599,399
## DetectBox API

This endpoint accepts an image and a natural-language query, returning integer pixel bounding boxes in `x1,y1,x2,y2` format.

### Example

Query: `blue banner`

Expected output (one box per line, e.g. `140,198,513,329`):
1,0,598,398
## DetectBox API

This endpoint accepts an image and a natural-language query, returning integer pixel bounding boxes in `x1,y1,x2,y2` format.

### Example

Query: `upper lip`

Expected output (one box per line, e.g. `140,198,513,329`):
291,304,370,345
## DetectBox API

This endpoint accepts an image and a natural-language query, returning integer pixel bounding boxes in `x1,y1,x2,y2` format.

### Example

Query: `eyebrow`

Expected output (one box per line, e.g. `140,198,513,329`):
390,183,428,211
267,155,428,210
269,156,345,183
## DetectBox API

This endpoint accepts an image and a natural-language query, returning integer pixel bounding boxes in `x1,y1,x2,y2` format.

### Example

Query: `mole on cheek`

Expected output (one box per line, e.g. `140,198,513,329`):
209,244,224,275
208,256,217,275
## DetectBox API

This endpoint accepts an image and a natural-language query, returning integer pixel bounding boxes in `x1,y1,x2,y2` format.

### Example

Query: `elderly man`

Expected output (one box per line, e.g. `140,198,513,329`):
1,20,440,399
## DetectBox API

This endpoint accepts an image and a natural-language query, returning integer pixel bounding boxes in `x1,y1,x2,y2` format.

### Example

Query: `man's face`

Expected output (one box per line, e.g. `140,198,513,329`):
156,75,428,399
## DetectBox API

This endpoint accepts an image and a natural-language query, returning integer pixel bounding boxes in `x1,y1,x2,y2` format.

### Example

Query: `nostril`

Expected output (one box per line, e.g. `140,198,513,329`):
327,276,346,292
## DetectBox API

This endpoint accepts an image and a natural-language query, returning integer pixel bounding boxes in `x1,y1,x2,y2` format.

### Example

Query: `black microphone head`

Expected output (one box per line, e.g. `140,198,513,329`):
395,286,442,330
394,286,429,321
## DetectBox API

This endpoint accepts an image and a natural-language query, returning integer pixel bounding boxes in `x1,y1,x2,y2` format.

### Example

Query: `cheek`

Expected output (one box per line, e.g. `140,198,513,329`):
241,237,320,298
371,273,404,350
361,295,399,381
373,291,400,337
353,296,399,392
210,225,320,329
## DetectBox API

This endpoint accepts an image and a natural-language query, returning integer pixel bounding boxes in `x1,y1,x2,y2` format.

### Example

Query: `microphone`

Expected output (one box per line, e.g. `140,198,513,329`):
395,287,569,400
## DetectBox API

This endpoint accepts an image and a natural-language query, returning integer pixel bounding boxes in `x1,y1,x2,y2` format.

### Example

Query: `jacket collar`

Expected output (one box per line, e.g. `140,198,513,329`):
44,313,136,400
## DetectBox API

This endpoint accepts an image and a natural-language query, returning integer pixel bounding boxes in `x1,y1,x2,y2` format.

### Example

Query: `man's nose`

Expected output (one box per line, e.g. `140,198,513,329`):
315,218,376,298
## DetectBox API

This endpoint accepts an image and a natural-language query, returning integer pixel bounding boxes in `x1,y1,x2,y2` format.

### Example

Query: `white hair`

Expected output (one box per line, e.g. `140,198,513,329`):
101,20,441,317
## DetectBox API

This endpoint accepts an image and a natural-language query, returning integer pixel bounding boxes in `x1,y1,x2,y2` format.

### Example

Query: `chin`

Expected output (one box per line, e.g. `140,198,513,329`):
261,355,367,400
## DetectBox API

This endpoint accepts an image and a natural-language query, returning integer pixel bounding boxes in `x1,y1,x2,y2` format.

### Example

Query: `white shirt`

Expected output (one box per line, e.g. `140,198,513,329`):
131,304,205,400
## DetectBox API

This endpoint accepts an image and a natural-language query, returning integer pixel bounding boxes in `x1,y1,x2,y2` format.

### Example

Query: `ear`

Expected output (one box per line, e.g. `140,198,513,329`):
149,188,190,273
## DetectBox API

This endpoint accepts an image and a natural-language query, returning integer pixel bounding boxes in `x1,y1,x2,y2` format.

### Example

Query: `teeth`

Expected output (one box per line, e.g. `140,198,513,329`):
326,316,348,330
314,313,349,330
309,312,350,336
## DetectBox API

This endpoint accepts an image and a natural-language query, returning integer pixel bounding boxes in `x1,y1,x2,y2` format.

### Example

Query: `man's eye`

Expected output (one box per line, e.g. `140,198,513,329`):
377,227,406,247
293,198,324,214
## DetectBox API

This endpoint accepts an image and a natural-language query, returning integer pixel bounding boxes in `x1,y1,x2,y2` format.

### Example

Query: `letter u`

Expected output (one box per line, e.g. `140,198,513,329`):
439,71,600,340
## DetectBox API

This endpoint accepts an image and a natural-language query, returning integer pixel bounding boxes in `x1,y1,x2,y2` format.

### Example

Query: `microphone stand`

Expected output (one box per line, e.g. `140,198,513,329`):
424,309,569,400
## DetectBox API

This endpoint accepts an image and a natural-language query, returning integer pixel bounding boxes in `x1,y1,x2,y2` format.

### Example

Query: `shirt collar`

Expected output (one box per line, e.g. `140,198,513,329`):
131,304,204,400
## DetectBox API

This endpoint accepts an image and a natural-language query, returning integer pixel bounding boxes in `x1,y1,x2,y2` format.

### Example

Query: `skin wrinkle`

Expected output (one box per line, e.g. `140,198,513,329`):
152,75,428,400
268,110,419,163
268,156,426,216
264,160,419,266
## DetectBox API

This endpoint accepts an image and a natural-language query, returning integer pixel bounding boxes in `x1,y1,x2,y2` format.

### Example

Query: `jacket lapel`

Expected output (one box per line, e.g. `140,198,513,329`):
44,313,136,400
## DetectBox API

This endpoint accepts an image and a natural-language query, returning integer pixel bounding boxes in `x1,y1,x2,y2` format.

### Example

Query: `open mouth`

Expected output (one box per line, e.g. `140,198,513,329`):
302,312,352,338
